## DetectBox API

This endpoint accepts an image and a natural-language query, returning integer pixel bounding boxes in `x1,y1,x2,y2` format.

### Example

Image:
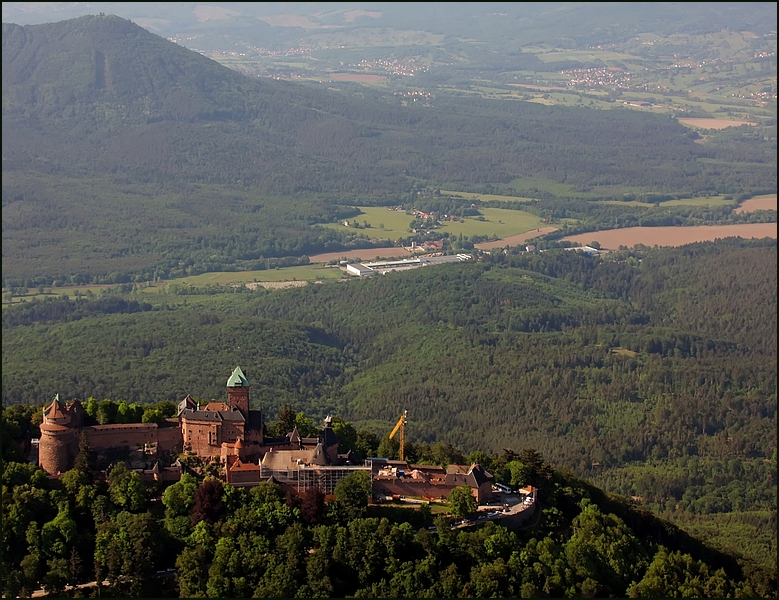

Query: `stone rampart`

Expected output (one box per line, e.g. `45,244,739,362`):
82,423,158,450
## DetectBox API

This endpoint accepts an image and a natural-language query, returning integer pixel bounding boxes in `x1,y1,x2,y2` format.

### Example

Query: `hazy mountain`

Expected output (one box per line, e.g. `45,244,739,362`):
4,14,763,192
3,2,776,52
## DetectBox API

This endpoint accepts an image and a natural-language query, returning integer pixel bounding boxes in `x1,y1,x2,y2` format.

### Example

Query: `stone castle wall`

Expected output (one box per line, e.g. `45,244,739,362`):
81,423,158,450
39,421,186,474
220,421,244,445
182,421,221,456
157,421,183,453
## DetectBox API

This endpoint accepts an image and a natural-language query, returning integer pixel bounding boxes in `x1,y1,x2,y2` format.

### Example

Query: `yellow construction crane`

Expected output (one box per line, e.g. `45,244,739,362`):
389,410,408,462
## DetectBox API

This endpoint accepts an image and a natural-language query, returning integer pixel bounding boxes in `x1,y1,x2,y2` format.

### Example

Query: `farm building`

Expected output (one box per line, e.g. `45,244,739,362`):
346,263,376,277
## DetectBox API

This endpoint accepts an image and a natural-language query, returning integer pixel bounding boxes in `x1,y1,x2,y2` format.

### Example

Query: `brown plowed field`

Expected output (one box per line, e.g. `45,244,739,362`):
475,227,559,249
678,118,756,129
734,197,777,213
309,248,411,263
561,223,777,250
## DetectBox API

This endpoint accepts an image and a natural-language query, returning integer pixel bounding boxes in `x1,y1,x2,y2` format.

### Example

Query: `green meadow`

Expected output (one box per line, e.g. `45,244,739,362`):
442,208,542,238
162,265,345,286
3,265,346,303
320,206,542,240
319,207,415,240
439,190,535,203
599,195,737,208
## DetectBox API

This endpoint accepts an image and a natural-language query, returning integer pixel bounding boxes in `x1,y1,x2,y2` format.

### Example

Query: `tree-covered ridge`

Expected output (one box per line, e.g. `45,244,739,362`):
1,408,774,598
1,173,366,283
3,240,775,574
4,240,774,459
2,308,348,409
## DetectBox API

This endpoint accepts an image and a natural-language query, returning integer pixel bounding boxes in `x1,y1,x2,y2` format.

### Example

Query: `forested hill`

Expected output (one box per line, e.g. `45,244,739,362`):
4,240,775,463
1,425,772,597
2,239,776,583
2,15,775,196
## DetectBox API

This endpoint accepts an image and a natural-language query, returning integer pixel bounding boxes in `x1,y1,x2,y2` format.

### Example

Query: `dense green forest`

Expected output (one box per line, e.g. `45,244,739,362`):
2,15,776,284
3,239,776,580
1,405,775,598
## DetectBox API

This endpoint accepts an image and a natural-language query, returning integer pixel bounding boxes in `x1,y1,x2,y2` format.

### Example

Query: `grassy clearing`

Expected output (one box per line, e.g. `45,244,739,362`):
662,197,737,207
600,196,737,208
534,49,636,63
322,206,542,240
371,500,451,514
440,190,535,203
444,208,542,238
162,265,344,286
506,176,591,198
3,265,346,303
2,284,126,305
319,207,414,239
611,347,638,357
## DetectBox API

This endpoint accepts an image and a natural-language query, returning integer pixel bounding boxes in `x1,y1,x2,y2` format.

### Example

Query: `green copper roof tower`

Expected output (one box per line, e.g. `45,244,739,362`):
227,366,250,414
227,366,249,387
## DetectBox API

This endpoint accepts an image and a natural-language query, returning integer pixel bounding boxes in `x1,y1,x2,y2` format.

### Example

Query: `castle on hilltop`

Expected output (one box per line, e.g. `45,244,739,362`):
38,367,349,479
38,367,507,505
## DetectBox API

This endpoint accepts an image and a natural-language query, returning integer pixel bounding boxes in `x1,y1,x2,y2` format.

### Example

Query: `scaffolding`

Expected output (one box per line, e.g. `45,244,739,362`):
259,464,370,495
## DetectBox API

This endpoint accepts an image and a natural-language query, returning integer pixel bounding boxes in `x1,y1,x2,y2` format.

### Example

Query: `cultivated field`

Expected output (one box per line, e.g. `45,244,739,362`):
678,118,756,129
308,248,411,263
475,227,558,249
561,223,777,250
734,196,777,214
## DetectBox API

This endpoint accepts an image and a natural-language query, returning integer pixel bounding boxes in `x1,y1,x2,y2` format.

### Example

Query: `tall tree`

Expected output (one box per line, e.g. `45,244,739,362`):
107,463,146,511
448,485,477,519
192,479,224,526
334,471,372,520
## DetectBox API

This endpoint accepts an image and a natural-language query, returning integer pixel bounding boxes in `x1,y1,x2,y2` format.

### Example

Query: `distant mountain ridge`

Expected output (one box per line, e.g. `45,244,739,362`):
5,14,764,194
3,3,777,51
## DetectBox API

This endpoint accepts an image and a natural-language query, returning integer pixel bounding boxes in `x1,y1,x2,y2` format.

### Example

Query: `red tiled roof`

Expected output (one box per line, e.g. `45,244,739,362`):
44,395,68,421
229,459,260,472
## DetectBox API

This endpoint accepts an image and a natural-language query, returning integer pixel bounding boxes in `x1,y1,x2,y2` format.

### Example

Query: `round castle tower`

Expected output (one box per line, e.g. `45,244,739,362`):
38,394,83,475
